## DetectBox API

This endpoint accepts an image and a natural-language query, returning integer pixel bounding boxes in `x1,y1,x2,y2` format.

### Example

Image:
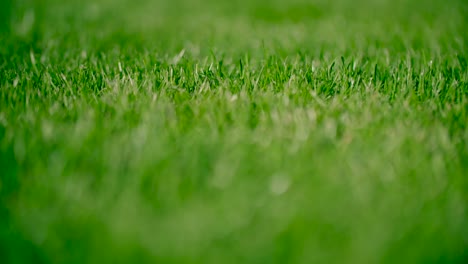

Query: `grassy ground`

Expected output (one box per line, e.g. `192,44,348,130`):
1,0,467,263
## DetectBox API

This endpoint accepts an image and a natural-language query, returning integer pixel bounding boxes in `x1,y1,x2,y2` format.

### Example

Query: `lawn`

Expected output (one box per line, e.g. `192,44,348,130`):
0,0,467,263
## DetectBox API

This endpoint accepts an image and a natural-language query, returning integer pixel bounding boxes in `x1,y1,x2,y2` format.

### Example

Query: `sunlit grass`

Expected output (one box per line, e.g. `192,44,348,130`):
1,0,467,263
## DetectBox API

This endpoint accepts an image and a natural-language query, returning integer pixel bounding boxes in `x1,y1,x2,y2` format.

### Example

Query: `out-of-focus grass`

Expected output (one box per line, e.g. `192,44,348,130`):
1,0,467,263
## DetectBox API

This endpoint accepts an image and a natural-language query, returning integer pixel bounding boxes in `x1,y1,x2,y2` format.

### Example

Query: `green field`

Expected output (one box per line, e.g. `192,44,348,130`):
1,0,467,263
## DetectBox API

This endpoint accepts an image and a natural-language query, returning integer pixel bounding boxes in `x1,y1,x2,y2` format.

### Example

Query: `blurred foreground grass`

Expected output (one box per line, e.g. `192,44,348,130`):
1,0,468,263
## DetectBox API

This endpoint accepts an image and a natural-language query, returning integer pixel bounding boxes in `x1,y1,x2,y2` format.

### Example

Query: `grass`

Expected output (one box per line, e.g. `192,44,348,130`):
0,0,467,263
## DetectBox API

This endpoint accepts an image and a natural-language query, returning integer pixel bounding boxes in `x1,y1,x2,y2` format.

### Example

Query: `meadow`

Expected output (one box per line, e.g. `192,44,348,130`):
0,0,467,263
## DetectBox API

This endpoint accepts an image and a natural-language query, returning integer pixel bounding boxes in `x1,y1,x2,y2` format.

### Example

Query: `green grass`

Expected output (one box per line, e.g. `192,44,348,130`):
1,0,467,263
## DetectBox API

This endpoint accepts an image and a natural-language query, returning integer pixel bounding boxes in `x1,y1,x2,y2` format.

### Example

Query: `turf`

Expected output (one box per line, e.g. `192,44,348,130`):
0,0,467,263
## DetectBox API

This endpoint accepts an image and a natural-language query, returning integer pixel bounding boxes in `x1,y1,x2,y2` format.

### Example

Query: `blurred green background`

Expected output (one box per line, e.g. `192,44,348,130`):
1,0,467,263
